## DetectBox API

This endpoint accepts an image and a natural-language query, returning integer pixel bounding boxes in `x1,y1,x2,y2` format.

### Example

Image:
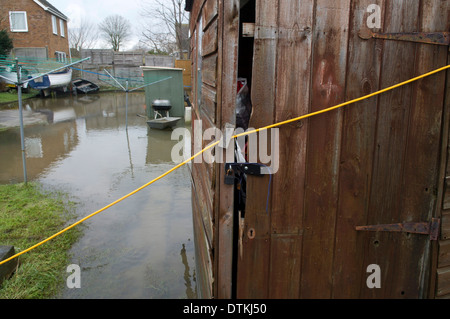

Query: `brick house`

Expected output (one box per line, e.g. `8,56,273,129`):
0,0,69,60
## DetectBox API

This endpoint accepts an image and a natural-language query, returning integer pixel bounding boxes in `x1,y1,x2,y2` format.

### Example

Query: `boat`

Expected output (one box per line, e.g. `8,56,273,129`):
71,78,99,94
28,67,73,96
147,117,182,130
146,99,182,129
47,67,72,89
0,65,33,89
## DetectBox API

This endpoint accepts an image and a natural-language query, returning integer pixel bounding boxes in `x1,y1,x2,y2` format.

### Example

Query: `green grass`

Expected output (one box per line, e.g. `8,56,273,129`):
0,89,38,105
0,183,81,299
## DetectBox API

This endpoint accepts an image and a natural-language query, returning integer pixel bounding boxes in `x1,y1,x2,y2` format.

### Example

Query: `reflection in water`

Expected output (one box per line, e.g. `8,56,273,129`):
24,137,43,158
181,243,197,299
0,92,196,299
126,130,135,178
0,120,79,183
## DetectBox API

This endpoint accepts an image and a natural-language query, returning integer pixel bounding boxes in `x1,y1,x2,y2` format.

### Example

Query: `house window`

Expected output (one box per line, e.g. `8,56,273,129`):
9,11,28,32
55,51,67,63
60,19,65,37
52,16,58,34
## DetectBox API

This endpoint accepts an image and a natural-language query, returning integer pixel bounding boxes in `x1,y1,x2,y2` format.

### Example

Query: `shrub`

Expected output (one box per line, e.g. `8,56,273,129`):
0,29,13,56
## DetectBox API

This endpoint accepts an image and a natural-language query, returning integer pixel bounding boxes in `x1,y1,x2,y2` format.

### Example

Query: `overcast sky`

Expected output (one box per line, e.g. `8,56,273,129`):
48,0,154,50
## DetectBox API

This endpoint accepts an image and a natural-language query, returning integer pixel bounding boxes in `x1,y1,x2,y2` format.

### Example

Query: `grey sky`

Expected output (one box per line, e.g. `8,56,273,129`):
48,0,153,50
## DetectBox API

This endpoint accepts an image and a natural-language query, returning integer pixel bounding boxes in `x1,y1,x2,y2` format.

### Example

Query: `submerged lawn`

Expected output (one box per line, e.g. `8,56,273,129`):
0,183,81,299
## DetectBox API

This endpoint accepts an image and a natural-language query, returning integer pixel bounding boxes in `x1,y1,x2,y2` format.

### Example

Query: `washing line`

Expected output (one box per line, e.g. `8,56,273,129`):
0,64,449,267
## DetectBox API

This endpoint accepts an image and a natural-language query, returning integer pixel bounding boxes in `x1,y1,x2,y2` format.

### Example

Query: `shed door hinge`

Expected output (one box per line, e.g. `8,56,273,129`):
359,30,450,46
355,218,440,241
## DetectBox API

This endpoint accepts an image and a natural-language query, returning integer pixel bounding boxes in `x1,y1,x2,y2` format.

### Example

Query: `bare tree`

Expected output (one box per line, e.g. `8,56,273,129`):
69,18,98,56
98,15,132,52
141,29,175,55
140,0,189,56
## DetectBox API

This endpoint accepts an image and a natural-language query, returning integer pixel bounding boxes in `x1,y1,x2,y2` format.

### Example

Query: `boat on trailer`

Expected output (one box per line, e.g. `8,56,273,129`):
28,67,73,96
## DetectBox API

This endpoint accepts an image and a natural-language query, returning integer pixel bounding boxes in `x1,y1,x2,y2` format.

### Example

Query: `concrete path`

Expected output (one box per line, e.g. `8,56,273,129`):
0,109,48,130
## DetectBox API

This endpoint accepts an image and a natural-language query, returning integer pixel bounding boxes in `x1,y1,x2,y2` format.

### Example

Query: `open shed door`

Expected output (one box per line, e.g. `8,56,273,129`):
235,0,450,299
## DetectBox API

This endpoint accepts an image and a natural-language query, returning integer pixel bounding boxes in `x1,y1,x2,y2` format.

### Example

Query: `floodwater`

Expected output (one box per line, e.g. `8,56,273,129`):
0,92,197,299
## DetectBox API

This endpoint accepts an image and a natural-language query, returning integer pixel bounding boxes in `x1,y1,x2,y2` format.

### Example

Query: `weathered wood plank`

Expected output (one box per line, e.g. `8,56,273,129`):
268,234,302,299
192,109,215,249
332,0,384,299
190,52,215,298
198,108,216,199
271,0,313,238
246,3,277,128
191,189,214,299
442,212,450,241
202,0,218,31
190,1,220,298
201,84,216,124
267,0,314,299
436,266,450,297
236,0,278,299
300,0,350,299
190,28,198,112
361,1,423,298
439,240,450,268
433,35,450,299
447,149,450,181
201,53,218,88
189,0,207,34
202,18,218,57
444,179,450,210
399,0,449,298
192,163,214,243
215,0,239,299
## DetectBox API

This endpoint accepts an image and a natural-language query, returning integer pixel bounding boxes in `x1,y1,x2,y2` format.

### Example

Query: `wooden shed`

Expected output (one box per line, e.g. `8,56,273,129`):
186,0,450,299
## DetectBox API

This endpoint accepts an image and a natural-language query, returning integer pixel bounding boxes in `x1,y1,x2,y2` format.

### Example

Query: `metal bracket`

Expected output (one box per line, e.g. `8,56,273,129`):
224,163,264,184
356,218,440,241
358,30,450,46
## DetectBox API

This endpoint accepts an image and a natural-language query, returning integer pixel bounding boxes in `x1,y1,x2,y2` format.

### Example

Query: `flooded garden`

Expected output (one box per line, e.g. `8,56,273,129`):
0,91,197,299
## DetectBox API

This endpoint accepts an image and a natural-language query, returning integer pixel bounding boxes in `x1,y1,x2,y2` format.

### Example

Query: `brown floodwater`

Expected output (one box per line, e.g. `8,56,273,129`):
0,91,196,299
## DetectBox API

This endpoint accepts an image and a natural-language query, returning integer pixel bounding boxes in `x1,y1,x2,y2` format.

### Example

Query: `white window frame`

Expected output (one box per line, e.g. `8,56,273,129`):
59,19,65,37
52,15,58,35
55,51,67,63
9,11,28,32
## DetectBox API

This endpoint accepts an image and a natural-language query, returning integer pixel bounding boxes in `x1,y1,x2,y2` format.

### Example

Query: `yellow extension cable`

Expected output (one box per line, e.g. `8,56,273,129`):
1,64,449,267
